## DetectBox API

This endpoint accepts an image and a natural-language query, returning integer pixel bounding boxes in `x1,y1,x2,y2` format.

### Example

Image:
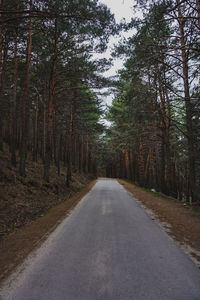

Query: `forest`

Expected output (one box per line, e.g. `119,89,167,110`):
103,0,200,203
0,0,200,204
0,0,116,187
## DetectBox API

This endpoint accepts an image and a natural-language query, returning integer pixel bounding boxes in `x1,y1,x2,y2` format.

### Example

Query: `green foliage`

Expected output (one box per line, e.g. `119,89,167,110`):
0,0,118,180
104,0,200,200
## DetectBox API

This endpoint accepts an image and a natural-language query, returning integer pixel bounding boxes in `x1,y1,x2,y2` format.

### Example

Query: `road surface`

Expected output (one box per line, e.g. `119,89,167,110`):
1,179,200,299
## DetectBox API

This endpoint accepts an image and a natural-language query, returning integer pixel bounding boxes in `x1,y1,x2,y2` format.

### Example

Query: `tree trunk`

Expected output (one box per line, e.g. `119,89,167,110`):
177,0,196,201
44,25,57,182
0,0,3,151
138,136,144,186
164,70,172,196
66,104,73,187
85,132,89,173
79,135,84,172
11,30,18,166
33,95,39,162
124,147,130,179
19,1,32,176
42,93,46,161
0,36,8,151
144,151,150,187
158,67,167,194
57,134,62,176
196,0,200,26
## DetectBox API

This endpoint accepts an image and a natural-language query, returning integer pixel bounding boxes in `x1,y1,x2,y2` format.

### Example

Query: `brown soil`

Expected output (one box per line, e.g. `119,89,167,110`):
0,146,96,284
0,147,94,235
119,179,200,266
0,180,96,283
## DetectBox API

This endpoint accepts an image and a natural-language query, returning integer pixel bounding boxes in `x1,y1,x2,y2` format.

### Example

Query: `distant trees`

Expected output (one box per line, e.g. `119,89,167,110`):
0,0,116,185
104,0,200,202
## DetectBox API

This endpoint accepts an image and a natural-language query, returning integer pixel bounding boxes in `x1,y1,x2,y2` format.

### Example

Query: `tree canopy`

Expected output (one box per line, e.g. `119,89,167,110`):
102,0,200,202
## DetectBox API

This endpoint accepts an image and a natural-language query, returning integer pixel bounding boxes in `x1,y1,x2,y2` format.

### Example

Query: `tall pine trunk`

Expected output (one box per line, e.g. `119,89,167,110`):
66,104,73,187
0,36,8,151
19,1,32,176
32,95,39,162
11,30,18,167
177,0,196,201
0,0,3,151
44,23,57,182
196,0,200,26
84,132,89,173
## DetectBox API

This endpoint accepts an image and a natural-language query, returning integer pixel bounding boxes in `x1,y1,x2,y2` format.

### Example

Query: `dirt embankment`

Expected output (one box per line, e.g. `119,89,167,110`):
119,179,200,267
0,148,96,283
0,148,94,235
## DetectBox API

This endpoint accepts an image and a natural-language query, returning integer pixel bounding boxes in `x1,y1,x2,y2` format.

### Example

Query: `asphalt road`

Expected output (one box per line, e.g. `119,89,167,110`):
1,179,200,300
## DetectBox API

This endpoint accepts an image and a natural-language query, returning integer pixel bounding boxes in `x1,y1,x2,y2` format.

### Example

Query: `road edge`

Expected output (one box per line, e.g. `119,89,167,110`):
118,179,200,269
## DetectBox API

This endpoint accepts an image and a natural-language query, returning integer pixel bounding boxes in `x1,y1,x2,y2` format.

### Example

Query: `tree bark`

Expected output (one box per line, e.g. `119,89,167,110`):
66,103,73,187
138,136,144,186
42,91,46,161
11,29,18,167
196,0,200,26
0,35,8,151
0,0,3,151
85,132,89,173
19,0,32,176
33,95,39,162
44,22,57,182
177,0,196,201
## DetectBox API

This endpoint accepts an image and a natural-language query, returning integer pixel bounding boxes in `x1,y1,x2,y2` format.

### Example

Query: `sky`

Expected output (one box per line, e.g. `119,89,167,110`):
102,0,134,24
95,0,136,109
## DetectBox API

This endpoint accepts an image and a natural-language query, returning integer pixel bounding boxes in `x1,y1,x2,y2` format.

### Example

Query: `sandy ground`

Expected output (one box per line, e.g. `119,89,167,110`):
119,179,200,268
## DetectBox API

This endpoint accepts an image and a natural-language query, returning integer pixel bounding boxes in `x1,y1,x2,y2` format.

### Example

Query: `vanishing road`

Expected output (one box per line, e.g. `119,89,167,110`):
1,179,200,299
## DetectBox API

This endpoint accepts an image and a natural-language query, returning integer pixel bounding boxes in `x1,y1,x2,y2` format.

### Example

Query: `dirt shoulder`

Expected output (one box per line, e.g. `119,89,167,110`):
119,179,200,267
0,180,96,284
0,147,97,284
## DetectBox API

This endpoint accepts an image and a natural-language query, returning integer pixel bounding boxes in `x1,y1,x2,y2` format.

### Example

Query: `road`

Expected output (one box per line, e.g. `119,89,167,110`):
1,178,200,300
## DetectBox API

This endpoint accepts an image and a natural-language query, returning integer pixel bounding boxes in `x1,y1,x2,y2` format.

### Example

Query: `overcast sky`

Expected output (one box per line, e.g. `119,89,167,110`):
95,0,136,109
102,0,134,23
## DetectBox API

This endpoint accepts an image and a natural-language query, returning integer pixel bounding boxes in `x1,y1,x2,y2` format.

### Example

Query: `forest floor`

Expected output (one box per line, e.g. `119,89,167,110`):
0,146,96,283
119,179,200,268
